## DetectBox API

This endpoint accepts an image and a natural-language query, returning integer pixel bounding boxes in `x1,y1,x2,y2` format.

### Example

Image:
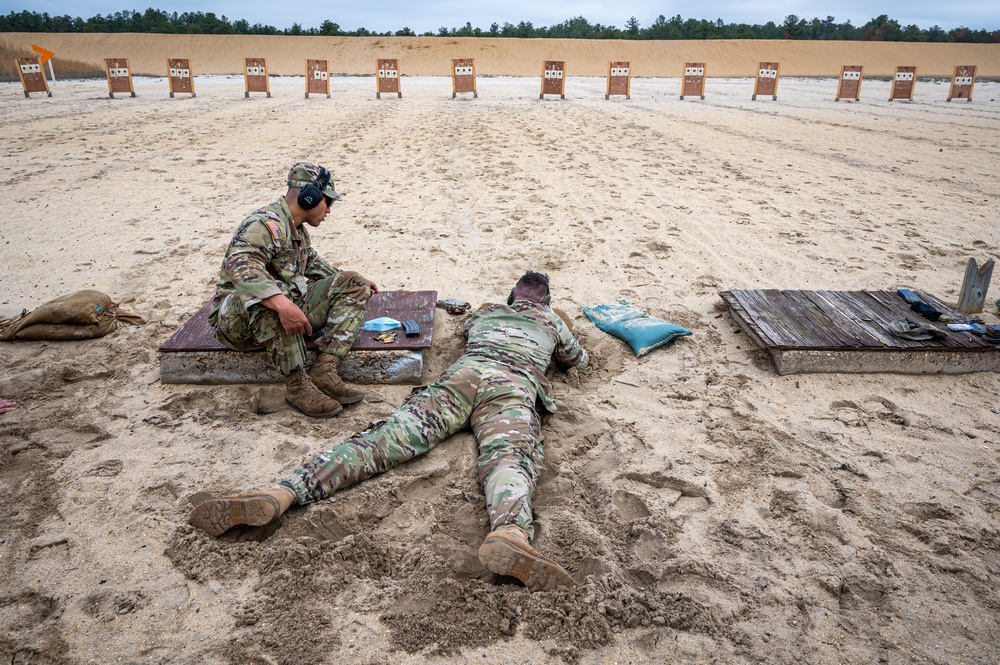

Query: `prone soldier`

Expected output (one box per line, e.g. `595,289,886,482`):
190,271,589,592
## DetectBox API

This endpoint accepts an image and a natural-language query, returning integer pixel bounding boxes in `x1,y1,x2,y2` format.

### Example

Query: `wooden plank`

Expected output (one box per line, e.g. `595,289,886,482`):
800,290,890,347
787,290,885,348
720,289,1000,364
730,289,844,348
729,289,799,346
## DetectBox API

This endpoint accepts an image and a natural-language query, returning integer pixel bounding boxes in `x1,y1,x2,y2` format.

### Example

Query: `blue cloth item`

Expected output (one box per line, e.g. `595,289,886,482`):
583,301,692,357
362,317,401,332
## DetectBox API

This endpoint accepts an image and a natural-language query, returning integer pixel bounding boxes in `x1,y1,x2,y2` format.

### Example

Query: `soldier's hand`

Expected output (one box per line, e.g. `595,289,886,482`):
363,278,380,294
263,294,313,336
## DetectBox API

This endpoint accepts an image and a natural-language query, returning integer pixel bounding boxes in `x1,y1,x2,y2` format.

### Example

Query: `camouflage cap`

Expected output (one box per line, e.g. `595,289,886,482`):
287,162,342,201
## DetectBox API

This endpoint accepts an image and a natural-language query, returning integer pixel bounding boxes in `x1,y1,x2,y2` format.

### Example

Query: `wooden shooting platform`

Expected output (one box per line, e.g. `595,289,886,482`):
167,58,194,97
104,58,135,98
720,289,1000,375
159,290,437,385
306,59,330,98
452,58,477,98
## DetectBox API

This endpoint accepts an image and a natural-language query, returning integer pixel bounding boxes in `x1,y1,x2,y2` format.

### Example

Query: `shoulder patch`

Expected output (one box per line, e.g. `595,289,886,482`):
264,220,284,242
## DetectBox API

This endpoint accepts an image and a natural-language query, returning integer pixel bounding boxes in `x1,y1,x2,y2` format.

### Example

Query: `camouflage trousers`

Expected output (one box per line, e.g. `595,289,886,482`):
213,271,371,375
280,356,545,538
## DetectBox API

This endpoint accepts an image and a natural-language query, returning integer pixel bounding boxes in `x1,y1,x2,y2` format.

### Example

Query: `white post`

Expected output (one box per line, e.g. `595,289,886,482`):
47,60,55,84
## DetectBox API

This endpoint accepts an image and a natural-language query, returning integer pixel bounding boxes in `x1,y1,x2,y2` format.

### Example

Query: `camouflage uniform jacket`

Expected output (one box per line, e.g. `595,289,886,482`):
209,197,338,325
463,300,589,413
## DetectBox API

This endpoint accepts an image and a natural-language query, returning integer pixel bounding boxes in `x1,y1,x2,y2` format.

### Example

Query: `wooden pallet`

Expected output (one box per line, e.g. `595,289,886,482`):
720,289,999,375
159,290,436,384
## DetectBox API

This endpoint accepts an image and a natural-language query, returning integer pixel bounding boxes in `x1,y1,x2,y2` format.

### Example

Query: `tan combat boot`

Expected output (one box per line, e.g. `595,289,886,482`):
478,524,577,592
285,368,342,417
311,353,364,405
188,485,297,537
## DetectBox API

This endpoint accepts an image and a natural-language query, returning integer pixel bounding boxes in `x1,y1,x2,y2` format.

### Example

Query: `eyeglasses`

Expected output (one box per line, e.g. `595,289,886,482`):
324,196,335,207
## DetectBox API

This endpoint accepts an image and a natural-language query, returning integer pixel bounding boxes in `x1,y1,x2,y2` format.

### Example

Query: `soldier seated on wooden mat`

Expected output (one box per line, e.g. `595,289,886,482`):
209,161,380,418
190,271,589,592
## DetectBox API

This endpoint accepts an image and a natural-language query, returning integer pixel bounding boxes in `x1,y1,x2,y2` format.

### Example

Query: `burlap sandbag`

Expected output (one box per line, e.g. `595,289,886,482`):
0,290,145,341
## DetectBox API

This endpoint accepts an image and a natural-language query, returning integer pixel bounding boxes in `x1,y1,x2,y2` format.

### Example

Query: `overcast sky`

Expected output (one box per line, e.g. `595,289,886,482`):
4,1,997,32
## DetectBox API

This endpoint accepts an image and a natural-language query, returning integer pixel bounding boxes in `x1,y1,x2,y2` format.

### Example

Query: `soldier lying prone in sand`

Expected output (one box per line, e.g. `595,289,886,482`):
190,271,588,592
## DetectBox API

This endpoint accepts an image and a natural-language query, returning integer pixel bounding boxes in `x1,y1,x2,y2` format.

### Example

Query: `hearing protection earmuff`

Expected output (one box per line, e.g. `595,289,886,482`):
508,287,551,306
297,166,332,210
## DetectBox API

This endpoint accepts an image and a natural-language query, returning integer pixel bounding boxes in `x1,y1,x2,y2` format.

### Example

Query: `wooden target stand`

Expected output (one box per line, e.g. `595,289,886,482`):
452,58,477,98
680,63,706,100
104,58,135,98
305,59,330,98
889,66,916,101
752,62,780,101
376,59,401,99
17,57,50,98
947,65,976,102
605,61,630,99
835,65,863,102
244,57,271,98
167,58,195,98
540,61,566,99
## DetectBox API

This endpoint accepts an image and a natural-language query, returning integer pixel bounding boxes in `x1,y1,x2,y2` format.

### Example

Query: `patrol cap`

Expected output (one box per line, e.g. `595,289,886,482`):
287,161,342,201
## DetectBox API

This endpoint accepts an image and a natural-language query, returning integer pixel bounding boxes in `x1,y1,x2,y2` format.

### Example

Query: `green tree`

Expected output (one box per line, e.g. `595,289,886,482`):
625,16,639,37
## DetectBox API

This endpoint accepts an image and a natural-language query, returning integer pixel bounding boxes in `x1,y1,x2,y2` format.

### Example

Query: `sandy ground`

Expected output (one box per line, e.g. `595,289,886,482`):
1,70,999,665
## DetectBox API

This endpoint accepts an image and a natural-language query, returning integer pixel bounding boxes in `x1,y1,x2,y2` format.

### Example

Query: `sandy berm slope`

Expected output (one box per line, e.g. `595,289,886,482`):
1,42,999,665
4,32,1000,77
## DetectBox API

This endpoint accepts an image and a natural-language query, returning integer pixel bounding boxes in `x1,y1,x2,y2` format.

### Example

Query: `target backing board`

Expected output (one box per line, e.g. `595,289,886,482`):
889,66,916,101
681,63,706,100
752,62,780,101
540,61,566,99
947,65,976,102
452,58,477,98
244,58,270,97
104,58,135,98
835,65,863,101
306,59,330,98
377,59,401,98
167,58,195,97
17,57,49,97
606,61,631,99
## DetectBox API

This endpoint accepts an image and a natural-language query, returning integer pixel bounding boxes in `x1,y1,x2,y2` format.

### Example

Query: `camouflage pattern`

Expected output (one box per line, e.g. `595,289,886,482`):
287,162,341,201
210,196,370,374
280,300,588,538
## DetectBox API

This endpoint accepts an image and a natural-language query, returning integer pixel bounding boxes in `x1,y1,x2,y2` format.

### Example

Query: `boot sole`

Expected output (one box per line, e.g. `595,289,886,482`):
285,398,343,418
478,535,577,592
189,494,281,537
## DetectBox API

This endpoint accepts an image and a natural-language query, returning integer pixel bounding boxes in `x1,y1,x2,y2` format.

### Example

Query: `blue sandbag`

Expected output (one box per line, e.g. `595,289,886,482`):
583,301,692,357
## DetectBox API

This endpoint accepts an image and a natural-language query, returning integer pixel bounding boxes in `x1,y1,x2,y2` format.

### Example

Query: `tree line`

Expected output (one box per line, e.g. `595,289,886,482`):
1,9,997,43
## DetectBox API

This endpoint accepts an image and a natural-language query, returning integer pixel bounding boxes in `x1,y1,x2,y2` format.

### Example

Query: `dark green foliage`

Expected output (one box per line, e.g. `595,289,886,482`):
0,9,996,42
